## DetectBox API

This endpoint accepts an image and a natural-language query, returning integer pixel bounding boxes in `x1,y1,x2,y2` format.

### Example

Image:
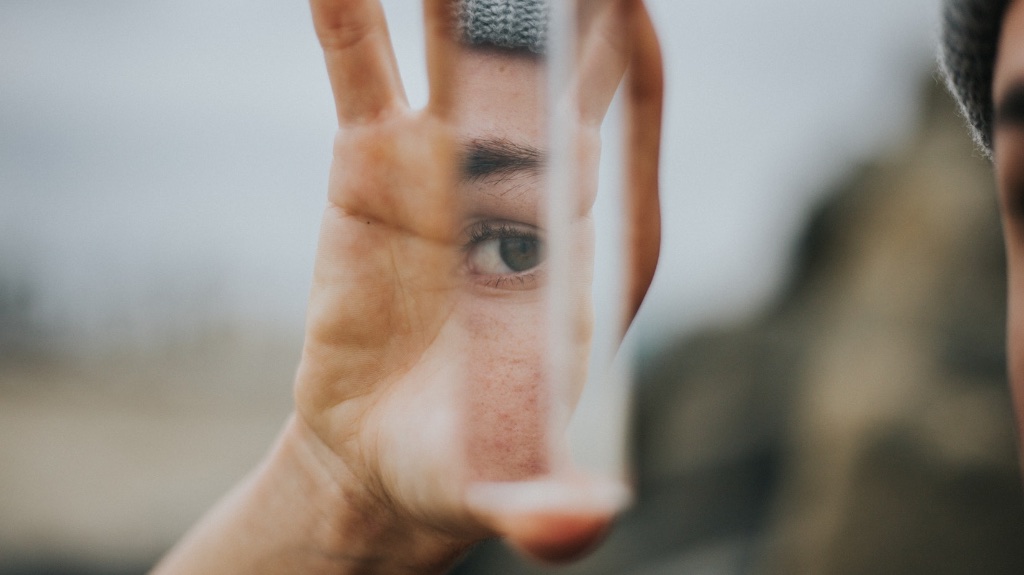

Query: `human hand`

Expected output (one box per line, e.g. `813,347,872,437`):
294,0,664,566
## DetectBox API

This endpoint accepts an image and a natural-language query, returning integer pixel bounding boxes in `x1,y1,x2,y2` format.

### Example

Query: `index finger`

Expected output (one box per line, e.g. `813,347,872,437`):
310,0,408,124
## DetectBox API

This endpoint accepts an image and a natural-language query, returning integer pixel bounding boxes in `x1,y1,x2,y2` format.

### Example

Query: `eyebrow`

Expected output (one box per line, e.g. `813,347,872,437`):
460,138,545,181
996,83,1024,128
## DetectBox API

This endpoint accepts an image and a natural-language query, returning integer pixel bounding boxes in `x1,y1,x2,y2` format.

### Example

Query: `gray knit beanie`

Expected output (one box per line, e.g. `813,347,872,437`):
457,0,549,54
939,0,1012,158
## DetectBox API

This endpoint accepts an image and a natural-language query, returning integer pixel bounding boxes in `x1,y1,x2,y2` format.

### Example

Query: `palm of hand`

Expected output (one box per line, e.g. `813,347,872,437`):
293,0,664,562
295,110,475,530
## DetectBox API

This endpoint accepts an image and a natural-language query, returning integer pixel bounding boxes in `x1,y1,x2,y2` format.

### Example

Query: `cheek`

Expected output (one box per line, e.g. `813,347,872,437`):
456,219,598,481
458,291,594,481
1006,259,1024,431
995,148,1024,437
460,298,551,481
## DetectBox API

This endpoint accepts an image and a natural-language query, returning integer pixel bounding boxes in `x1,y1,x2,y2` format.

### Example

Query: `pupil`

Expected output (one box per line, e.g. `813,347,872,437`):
499,237,540,272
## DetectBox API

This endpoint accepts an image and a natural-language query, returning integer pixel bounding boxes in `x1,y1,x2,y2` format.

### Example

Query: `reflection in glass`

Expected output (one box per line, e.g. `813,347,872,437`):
450,0,634,492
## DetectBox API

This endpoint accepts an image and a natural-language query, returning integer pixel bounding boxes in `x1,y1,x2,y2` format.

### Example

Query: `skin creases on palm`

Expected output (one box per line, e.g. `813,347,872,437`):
288,0,662,550
144,2,662,572
292,110,477,523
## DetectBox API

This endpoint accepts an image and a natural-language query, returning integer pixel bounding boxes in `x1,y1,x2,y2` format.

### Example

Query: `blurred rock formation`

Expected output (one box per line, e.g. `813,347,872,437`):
750,78,1024,575
451,78,1024,574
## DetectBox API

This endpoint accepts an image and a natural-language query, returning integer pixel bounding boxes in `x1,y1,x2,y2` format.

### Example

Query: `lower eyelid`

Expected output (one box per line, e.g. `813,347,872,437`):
469,268,544,292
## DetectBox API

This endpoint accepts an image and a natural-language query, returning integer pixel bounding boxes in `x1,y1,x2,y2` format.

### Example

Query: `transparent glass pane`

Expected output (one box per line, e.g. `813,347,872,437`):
450,0,634,491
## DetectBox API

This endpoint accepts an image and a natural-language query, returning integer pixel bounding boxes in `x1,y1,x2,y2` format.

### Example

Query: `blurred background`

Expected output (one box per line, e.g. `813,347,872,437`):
3,0,1024,574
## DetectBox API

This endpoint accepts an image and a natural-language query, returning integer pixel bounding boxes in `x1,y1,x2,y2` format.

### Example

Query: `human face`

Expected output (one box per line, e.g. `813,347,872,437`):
449,45,601,481
990,0,1024,443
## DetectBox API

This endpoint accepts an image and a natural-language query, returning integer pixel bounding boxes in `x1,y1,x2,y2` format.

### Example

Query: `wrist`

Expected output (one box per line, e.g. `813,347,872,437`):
280,414,476,574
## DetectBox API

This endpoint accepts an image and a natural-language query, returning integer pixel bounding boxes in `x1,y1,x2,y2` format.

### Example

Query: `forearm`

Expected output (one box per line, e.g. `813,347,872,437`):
150,415,473,575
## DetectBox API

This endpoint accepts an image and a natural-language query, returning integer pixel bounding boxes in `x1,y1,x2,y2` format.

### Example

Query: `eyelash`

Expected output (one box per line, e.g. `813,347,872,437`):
463,220,544,290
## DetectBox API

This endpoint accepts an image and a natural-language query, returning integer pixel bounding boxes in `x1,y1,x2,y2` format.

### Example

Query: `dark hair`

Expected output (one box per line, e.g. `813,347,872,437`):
939,0,1012,158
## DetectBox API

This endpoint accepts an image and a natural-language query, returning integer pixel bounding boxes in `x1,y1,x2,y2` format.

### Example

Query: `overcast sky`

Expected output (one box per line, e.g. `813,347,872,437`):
0,0,943,353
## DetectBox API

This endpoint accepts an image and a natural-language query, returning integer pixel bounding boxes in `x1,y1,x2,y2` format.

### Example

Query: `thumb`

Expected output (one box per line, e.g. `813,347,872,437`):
465,477,631,563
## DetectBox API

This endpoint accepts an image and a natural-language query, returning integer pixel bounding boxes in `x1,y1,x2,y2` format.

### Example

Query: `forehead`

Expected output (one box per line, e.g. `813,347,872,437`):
450,48,546,144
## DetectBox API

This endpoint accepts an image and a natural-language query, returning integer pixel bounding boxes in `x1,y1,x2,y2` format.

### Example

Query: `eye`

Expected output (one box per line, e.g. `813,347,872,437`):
464,221,545,289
